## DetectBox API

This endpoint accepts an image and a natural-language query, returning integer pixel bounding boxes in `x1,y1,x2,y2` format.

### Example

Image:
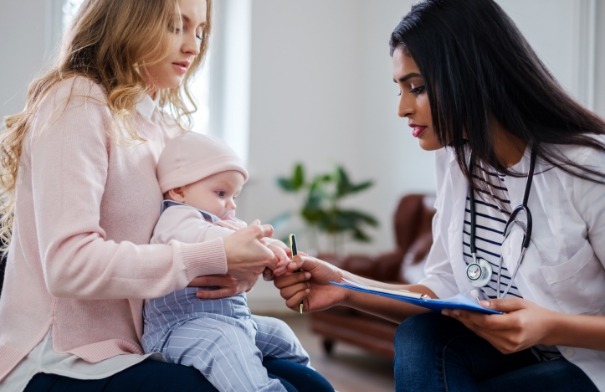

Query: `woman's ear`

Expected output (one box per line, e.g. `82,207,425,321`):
167,187,186,202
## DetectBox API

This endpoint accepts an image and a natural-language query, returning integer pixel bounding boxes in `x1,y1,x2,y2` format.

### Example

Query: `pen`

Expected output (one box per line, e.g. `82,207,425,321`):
289,234,304,314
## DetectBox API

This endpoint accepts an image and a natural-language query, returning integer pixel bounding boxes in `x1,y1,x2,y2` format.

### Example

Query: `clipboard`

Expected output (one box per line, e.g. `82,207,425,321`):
330,280,502,315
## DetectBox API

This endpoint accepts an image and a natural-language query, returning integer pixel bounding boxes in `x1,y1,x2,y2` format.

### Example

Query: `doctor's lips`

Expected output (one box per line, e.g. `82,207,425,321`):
409,123,426,138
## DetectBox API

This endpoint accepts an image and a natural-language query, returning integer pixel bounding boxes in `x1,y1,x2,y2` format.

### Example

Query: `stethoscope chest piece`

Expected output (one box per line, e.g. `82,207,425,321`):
466,257,493,287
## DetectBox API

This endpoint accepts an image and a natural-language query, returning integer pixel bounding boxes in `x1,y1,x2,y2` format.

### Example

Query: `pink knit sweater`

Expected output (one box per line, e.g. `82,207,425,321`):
0,77,228,382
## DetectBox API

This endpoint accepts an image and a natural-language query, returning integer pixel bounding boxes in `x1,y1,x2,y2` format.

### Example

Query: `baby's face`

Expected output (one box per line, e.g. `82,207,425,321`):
181,170,245,218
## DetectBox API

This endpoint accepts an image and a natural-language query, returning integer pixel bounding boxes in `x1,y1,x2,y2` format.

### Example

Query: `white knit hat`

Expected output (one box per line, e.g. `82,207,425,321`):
157,132,249,193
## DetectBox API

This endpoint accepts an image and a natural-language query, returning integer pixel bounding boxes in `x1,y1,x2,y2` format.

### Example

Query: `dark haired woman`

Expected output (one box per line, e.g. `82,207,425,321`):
275,0,605,390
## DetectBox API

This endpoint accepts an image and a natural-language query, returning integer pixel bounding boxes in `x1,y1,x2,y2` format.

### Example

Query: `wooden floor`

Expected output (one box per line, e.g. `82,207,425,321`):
276,312,395,392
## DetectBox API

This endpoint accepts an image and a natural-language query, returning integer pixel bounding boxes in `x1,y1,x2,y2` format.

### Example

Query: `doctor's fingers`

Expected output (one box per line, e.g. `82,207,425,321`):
276,277,309,301
466,311,536,339
444,309,512,331
483,297,531,313
273,269,309,289
282,286,308,311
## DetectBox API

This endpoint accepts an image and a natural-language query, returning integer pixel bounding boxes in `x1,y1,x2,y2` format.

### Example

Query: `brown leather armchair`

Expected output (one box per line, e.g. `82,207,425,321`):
309,193,436,358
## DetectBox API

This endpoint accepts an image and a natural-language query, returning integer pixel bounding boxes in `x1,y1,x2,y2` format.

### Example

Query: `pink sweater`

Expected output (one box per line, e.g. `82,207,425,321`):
0,77,228,382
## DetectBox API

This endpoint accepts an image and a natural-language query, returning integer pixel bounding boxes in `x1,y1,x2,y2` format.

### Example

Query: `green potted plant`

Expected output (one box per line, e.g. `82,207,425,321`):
276,162,379,254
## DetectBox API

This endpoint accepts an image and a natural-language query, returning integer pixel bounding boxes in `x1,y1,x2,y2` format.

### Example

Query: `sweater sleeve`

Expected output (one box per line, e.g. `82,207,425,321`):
26,78,226,300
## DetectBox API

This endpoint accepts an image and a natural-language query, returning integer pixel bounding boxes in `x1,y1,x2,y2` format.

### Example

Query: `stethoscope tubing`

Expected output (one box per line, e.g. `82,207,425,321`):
467,150,537,298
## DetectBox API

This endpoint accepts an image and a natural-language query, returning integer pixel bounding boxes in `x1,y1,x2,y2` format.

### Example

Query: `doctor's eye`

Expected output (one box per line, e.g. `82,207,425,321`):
410,85,426,96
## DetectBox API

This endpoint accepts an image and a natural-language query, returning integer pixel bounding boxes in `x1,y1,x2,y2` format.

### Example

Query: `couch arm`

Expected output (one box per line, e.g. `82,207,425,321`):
318,250,405,282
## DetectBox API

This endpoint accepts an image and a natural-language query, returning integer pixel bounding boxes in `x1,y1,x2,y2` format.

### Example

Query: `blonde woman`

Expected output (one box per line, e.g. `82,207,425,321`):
0,0,331,390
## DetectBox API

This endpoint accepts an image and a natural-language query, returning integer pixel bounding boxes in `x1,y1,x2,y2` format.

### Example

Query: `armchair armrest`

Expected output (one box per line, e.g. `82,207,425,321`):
318,250,405,282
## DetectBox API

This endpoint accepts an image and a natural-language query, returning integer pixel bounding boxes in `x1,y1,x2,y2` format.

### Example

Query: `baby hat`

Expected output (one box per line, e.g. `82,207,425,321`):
157,132,249,193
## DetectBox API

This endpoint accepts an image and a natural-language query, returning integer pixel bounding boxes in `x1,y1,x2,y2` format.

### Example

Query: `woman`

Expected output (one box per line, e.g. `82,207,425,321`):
0,0,331,390
275,0,605,390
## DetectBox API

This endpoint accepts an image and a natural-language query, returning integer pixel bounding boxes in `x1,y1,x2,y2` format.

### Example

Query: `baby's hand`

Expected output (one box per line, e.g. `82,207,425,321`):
261,239,290,280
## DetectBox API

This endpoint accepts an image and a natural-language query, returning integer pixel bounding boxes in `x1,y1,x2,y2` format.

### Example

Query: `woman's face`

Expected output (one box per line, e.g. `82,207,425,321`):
144,0,207,96
392,46,442,151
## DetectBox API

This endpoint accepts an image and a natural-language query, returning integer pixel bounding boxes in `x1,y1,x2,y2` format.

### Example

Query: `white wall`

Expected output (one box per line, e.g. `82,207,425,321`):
241,0,420,251
0,0,59,122
1,0,604,312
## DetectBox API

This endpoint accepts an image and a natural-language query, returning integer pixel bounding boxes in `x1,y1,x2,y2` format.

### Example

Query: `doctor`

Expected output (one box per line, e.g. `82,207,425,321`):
274,0,605,391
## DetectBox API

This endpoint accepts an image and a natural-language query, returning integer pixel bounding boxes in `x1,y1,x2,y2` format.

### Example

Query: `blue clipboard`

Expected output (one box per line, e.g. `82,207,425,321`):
330,281,502,315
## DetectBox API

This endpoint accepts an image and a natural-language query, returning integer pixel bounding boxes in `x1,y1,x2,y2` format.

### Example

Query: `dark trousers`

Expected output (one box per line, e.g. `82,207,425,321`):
394,312,598,392
24,358,334,392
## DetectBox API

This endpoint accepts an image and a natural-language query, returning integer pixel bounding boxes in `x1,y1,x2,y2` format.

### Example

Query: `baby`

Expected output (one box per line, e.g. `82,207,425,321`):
142,132,310,392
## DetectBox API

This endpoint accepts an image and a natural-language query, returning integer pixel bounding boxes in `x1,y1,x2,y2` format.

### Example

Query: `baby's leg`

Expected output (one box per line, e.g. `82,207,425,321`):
253,314,311,366
162,316,287,392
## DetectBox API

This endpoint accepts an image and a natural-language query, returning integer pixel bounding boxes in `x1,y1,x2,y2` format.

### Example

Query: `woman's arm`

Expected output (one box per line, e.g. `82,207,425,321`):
274,254,435,323
444,297,605,353
28,78,275,300
153,207,276,297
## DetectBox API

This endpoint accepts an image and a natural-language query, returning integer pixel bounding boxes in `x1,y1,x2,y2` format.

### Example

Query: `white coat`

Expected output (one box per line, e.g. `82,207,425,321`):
419,142,605,390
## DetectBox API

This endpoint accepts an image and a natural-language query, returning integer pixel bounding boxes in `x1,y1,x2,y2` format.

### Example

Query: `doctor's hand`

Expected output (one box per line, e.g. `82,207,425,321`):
442,297,559,354
273,254,347,313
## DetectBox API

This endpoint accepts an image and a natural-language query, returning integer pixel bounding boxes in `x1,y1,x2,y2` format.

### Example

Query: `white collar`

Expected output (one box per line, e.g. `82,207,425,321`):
135,93,158,121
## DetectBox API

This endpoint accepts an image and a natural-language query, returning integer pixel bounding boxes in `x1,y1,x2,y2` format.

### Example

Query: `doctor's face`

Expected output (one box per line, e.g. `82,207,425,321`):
393,46,441,151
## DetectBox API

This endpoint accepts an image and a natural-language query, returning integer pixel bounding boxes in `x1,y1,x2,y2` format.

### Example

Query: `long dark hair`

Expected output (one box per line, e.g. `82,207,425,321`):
389,0,605,190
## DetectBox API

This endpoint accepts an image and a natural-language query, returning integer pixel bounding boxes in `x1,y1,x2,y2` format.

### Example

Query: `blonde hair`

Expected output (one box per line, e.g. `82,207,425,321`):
0,0,213,252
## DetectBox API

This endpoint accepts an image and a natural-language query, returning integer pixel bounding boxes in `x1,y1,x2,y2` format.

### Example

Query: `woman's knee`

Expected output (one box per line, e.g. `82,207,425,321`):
121,360,217,391
396,312,442,347
395,312,473,365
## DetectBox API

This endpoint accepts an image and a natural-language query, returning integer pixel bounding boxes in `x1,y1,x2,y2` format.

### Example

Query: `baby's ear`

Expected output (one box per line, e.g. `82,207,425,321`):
167,187,186,202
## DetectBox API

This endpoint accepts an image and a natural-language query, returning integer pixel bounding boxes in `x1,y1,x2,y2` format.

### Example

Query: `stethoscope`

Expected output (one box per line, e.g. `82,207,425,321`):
466,150,536,298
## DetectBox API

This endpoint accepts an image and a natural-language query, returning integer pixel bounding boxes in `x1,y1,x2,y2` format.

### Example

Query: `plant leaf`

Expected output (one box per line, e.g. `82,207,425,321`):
292,162,305,188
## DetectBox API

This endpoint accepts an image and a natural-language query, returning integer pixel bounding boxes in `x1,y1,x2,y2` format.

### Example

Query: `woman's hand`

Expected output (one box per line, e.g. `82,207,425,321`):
222,223,276,280
442,297,558,353
191,223,274,299
273,254,347,312
189,273,258,299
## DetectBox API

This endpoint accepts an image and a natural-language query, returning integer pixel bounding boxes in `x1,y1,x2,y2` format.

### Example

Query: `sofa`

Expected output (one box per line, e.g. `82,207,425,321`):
309,193,436,359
